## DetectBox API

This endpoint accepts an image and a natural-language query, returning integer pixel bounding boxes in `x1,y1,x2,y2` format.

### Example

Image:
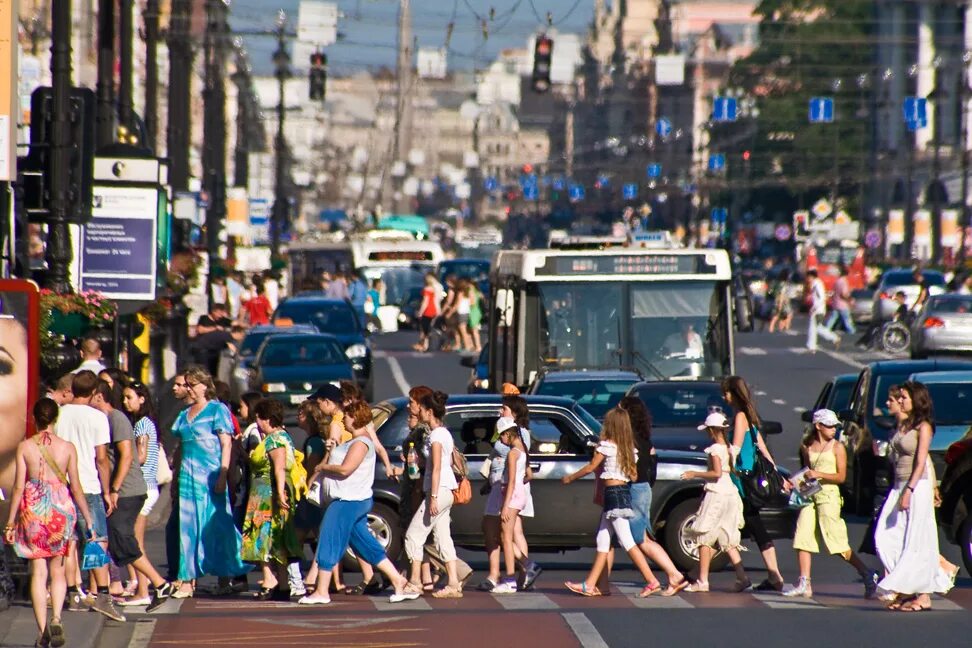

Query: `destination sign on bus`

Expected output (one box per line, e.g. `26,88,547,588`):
368,251,434,262
535,254,718,276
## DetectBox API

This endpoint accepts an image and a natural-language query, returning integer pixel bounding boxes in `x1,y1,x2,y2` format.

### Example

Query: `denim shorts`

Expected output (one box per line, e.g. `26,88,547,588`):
603,484,634,520
77,493,109,543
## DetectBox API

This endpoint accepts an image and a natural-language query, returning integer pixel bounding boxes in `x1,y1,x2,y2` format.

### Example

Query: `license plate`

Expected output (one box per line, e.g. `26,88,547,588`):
290,394,306,405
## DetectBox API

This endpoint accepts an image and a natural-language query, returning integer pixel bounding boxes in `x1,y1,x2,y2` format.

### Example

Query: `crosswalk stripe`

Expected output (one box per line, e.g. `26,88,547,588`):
751,592,825,610
562,613,609,648
739,347,768,356
930,595,965,612
123,598,186,615
493,592,559,610
616,585,694,608
372,597,432,612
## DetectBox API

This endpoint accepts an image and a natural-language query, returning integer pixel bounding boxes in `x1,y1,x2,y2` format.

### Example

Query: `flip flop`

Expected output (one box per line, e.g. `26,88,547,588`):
565,581,602,597
639,582,662,598
661,576,690,597
897,598,931,612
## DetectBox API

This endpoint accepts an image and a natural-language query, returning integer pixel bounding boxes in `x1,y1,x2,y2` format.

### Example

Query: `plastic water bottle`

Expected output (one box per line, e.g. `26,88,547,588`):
406,442,420,479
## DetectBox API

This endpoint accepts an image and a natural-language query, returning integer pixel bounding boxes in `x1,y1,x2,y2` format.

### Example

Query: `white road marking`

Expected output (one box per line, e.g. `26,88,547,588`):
384,354,412,395
751,592,825,610
772,398,786,405
121,598,185,615
754,390,767,396
493,592,559,610
562,613,609,648
930,595,965,611
793,407,807,413
252,615,418,629
127,619,156,648
783,330,800,337
739,347,768,356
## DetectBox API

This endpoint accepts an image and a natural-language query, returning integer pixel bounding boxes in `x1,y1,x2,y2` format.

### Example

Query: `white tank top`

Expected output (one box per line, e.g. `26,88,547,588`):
325,436,375,501
502,447,527,486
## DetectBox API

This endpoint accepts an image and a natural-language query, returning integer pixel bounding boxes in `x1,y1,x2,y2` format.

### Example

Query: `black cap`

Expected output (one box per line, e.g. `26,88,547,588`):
310,383,342,403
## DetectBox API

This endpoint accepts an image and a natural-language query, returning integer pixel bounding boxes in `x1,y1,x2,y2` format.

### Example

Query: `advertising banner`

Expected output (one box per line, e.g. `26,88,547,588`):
79,185,159,301
887,209,904,245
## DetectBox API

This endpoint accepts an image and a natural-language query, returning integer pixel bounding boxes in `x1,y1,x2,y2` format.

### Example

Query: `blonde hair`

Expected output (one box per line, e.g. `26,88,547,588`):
602,408,637,482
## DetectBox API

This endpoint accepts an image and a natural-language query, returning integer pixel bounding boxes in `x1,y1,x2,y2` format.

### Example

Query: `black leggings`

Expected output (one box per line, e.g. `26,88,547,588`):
742,498,773,551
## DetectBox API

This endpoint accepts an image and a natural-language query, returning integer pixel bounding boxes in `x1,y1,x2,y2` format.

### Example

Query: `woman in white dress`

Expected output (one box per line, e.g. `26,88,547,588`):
874,381,953,611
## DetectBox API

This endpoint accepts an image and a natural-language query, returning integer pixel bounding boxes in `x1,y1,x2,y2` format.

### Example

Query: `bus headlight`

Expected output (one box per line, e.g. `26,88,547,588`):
346,344,368,359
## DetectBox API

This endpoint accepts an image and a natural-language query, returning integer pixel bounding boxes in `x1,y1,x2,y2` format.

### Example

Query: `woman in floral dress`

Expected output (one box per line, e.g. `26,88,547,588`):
4,398,95,648
241,398,303,600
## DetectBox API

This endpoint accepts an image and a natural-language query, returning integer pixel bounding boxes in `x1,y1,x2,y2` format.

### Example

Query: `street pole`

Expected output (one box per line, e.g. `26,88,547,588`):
270,11,290,260
95,0,115,148
203,0,229,307
144,0,160,150
167,0,192,191
118,0,134,133
929,57,943,265
904,133,915,261
960,58,971,266
44,0,75,293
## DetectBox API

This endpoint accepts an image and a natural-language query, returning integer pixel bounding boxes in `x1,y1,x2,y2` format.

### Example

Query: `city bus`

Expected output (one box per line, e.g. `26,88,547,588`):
488,244,737,389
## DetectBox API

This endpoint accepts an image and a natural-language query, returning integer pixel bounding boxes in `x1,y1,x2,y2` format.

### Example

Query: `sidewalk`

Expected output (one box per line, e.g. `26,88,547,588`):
0,603,105,648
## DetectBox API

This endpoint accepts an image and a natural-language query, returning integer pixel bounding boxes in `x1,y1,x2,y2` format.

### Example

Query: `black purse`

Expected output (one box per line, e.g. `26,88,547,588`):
738,427,786,508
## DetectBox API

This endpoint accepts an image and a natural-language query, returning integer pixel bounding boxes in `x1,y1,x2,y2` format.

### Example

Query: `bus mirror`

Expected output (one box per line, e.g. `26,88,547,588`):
495,289,514,327
734,296,753,332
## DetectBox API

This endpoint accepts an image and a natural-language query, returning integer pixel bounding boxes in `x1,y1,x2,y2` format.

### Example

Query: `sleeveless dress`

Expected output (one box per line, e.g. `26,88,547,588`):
792,443,851,555
875,427,953,595
172,401,249,580
687,443,744,550
240,430,302,564
13,437,77,559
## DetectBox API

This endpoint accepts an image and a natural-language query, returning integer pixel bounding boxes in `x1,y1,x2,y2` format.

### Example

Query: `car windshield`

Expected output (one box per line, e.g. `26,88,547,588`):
276,301,361,334
929,296,972,314
240,331,272,357
851,289,873,299
830,381,855,412
882,271,945,287
630,384,730,427
926,382,972,425
259,339,346,366
536,379,636,420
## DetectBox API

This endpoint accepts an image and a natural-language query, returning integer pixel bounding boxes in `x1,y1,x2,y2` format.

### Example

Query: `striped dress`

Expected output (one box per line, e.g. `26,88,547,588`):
133,417,159,488
171,400,249,580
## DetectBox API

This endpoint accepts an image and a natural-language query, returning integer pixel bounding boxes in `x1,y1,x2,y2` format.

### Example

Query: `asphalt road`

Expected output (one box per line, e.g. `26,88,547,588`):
93,318,970,647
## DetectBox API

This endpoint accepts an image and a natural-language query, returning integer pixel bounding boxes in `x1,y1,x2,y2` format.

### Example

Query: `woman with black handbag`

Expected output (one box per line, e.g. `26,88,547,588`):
721,376,786,592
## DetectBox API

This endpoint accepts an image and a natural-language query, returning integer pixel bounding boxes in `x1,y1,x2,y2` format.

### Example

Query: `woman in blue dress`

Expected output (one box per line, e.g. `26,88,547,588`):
170,367,248,597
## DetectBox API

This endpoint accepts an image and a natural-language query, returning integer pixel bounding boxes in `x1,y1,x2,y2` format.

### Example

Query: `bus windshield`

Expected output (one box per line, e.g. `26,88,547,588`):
536,281,730,380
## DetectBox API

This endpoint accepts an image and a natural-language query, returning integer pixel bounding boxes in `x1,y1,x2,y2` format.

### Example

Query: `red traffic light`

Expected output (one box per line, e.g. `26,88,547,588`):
536,36,552,57
742,150,751,161
522,163,534,174
310,52,327,68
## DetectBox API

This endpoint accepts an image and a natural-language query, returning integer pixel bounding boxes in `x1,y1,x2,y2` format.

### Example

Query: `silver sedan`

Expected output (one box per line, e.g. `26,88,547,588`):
910,294,972,358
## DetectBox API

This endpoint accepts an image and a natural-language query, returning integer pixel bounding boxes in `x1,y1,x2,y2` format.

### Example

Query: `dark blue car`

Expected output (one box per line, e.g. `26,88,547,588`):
249,333,354,411
273,297,375,400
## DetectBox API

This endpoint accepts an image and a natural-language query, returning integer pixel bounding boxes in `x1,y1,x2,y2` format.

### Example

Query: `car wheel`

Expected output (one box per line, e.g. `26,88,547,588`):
341,502,401,571
661,498,729,573
960,514,972,579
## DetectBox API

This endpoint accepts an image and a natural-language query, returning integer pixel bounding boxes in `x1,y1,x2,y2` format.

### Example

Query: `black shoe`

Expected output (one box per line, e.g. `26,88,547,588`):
271,588,291,602
230,576,249,594
145,582,173,613
344,581,367,595
753,578,783,592
362,578,386,596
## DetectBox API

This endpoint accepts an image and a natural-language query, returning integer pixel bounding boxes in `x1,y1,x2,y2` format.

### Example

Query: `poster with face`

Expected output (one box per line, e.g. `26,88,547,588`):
0,280,39,518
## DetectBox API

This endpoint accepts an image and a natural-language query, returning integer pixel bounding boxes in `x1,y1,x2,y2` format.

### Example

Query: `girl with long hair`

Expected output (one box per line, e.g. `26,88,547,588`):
562,408,663,597
721,375,785,591
875,381,954,611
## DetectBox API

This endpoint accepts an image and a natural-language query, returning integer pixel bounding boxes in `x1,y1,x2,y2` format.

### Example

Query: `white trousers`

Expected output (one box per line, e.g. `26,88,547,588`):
404,487,457,563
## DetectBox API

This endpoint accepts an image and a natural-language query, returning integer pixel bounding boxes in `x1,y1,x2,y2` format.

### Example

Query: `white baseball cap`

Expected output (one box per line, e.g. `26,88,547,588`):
496,417,517,434
698,412,730,430
812,409,841,427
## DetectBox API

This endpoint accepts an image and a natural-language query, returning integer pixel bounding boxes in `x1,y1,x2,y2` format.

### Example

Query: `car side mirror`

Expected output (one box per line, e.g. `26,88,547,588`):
762,421,783,435
874,415,896,430
460,355,477,368
800,410,812,423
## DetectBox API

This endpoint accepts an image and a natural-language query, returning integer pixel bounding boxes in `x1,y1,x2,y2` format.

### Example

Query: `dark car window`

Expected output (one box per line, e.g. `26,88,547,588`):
258,339,346,367
812,382,833,412
881,271,945,287
830,381,855,412
872,373,912,417
240,332,272,357
535,379,635,420
443,411,587,457
928,296,972,314
630,384,730,427
374,406,411,451
926,383,972,425
276,301,361,334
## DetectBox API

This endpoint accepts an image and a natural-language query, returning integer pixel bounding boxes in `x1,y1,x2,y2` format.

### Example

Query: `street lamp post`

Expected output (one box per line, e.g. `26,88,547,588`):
270,11,291,261
928,56,944,265
960,51,972,265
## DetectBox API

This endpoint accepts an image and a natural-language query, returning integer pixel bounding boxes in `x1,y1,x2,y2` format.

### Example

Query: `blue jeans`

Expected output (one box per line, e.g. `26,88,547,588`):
824,307,856,334
316,498,386,570
76,493,109,542
628,482,654,542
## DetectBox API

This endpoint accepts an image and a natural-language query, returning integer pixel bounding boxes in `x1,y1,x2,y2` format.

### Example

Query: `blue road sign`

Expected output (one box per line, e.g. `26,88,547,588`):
484,176,498,191
519,174,538,189
712,96,738,123
646,163,662,179
711,207,728,224
552,177,565,191
903,96,928,131
655,117,673,138
623,183,638,200
596,174,610,188
808,96,835,123
708,153,726,172
569,184,585,201
523,184,539,200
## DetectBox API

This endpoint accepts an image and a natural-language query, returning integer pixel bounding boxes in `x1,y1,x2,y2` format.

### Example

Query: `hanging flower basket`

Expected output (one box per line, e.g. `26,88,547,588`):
39,290,119,363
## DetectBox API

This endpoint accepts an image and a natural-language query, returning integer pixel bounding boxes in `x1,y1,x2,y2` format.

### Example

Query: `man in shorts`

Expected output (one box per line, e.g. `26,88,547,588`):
92,381,173,613
53,371,119,619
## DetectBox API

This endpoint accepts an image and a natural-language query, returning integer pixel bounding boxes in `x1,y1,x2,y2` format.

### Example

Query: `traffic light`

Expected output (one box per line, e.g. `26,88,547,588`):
309,52,327,102
532,35,553,93
793,210,810,239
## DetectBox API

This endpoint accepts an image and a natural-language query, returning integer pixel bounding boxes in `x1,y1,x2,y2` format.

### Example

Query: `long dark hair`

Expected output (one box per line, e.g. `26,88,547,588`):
414,388,447,420
618,396,652,444
901,381,935,434
721,375,761,429
502,394,530,429
124,381,159,438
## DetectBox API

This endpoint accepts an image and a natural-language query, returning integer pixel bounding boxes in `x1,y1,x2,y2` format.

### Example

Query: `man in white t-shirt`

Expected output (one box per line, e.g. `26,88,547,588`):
71,338,108,374
806,269,840,353
55,370,126,621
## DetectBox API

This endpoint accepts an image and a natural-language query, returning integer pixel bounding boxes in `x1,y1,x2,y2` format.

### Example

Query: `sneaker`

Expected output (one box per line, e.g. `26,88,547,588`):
91,592,127,622
290,582,307,598
863,571,880,599
145,582,173,613
782,577,813,598
118,597,151,607
66,591,86,612
522,561,543,590
476,578,497,592
491,578,518,594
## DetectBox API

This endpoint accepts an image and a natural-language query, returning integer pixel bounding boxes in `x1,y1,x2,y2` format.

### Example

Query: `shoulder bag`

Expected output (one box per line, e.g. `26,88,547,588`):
738,426,786,508
451,446,472,505
156,444,173,485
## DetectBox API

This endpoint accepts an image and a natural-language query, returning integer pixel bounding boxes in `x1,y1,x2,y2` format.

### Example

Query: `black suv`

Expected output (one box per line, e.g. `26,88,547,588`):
838,359,972,515
367,394,795,571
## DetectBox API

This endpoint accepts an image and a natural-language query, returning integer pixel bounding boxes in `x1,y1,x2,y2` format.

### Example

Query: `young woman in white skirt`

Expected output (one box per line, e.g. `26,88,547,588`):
875,381,954,612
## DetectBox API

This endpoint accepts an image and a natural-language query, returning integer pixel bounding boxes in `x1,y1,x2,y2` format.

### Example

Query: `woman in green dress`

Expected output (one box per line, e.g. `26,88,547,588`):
240,399,303,600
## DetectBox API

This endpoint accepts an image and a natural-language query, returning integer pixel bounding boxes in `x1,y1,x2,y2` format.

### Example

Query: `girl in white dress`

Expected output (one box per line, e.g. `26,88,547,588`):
875,381,953,611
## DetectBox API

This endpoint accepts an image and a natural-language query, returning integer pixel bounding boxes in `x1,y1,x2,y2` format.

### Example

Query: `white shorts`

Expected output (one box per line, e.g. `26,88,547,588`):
140,486,160,516
521,482,534,518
